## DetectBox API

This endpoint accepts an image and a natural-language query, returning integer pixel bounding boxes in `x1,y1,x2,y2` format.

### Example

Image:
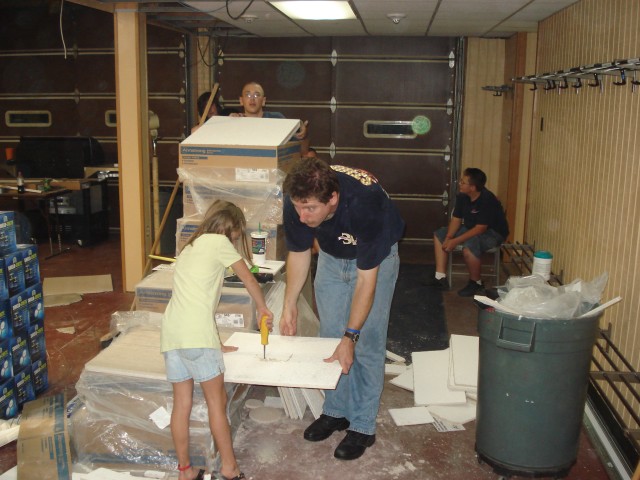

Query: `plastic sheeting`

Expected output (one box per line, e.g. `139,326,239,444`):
178,166,284,224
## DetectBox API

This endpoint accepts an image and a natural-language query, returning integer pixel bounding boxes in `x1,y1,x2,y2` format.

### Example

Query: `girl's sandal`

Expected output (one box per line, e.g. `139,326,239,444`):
177,464,206,480
216,473,245,480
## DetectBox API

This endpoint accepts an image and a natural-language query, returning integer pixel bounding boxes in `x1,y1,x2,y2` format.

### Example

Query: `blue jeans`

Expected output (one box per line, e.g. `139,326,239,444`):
314,244,400,435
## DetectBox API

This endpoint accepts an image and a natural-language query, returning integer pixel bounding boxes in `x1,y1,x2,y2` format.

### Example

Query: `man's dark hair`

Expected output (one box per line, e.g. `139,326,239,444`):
196,91,221,118
283,157,339,204
463,167,487,190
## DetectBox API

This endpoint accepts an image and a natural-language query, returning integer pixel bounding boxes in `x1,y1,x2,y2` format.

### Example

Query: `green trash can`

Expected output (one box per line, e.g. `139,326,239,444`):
475,307,601,478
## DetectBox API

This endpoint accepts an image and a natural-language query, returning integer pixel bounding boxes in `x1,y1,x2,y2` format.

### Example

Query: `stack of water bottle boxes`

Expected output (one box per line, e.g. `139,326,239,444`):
0,211,47,419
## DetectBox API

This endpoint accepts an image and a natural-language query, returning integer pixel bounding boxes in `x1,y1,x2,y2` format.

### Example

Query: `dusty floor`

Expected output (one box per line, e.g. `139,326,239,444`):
0,236,614,479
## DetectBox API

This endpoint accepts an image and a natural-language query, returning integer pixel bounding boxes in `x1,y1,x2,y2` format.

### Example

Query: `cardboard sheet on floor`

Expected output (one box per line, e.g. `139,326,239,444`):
389,365,414,391
428,400,477,425
388,406,435,426
44,294,83,308
449,334,479,391
412,350,466,406
43,275,113,296
84,327,342,390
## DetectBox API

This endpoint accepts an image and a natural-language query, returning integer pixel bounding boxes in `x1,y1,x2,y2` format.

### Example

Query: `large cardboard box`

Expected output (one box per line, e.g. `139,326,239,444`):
180,176,283,223
17,244,40,288
17,392,72,480
134,270,270,330
3,251,25,298
175,216,286,261
179,116,301,173
0,212,17,257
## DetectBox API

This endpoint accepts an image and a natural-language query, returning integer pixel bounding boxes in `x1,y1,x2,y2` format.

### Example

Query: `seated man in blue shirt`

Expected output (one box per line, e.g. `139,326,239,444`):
431,167,509,297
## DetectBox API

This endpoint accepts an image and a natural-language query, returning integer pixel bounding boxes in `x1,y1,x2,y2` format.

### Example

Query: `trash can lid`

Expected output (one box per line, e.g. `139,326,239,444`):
534,250,553,259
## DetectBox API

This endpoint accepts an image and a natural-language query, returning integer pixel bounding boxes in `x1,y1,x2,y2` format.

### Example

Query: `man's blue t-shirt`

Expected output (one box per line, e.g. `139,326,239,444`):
262,111,285,119
453,189,509,239
284,166,405,270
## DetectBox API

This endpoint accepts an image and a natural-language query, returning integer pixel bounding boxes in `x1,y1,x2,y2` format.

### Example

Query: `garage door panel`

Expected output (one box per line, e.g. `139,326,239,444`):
330,153,450,197
336,62,454,104
218,61,332,104
394,199,447,240
334,109,452,150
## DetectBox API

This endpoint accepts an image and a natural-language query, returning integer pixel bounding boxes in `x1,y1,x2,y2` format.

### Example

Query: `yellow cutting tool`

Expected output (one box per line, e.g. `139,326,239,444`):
260,315,269,359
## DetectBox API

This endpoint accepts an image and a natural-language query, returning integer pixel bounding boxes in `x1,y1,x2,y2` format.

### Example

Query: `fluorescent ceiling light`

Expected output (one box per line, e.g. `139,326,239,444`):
270,1,356,20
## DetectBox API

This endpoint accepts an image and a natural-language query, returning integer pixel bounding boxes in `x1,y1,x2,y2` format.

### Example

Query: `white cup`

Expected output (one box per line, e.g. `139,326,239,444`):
250,231,269,265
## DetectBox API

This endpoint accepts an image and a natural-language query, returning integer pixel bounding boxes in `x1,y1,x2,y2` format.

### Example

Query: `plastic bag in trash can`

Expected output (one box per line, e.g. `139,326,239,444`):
497,272,608,319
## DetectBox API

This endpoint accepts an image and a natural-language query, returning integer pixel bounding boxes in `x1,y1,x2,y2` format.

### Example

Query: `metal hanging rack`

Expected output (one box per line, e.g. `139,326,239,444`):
512,57,640,94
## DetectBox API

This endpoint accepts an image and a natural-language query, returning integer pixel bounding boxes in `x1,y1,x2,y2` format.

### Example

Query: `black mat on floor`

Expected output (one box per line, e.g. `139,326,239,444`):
387,263,449,361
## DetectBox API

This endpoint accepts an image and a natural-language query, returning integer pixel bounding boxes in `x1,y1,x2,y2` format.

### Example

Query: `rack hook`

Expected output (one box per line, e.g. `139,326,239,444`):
631,70,640,93
530,83,537,91
613,69,627,86
588,73,604,93
543,80,556,91
572,78,583,89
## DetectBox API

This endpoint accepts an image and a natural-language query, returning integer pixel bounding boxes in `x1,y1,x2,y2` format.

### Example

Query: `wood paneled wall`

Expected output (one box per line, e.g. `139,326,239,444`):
529,0,640,425
461,39,505,198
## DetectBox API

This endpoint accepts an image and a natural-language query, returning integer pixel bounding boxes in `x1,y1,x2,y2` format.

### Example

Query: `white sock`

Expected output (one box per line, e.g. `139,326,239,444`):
435,272,446,280
474,279,482,285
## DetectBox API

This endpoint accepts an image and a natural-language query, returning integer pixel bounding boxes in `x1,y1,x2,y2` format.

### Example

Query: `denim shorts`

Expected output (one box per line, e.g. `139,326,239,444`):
163,348,225,383
435,225,504,259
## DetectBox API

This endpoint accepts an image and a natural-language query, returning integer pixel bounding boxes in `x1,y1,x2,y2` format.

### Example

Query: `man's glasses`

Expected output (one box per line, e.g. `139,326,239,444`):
243,92,263,99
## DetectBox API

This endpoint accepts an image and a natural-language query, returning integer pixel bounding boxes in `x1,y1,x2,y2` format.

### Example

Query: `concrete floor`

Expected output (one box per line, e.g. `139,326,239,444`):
0,236,613,479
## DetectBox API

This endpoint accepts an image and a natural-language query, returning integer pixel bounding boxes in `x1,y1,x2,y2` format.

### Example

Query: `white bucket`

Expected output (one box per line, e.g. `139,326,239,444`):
532,250,553,281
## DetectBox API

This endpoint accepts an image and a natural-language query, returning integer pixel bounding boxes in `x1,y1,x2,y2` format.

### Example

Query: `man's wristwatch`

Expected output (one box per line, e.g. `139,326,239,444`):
343,328,360,343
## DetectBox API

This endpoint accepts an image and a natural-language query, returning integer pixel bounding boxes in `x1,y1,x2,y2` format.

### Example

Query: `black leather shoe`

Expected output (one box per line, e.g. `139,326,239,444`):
303,414,350,442
334,431,376,460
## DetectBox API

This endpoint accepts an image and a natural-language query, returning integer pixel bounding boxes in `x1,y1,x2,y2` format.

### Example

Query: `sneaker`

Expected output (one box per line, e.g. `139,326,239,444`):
425,276,449,290
334,431,376,460
457,280,484,297
303,414,350,442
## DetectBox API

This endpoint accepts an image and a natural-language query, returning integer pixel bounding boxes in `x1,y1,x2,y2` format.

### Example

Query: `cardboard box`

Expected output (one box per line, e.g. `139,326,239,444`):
10,331,30,374
0,339,12,381
134,269,267,330
0,300,13,341
179,165,284,185
0,261,7,301
14,366,36,407
27,320,45,363
134,270,174,314
181,179,283,223
31,358,48,394
26,283,44,325
0,378,18,419
175,216,286,261
17,392,71,480
0,212,17,257
3,251,25,297
179,116,301,172
17,244,40,288
9,291,29,332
